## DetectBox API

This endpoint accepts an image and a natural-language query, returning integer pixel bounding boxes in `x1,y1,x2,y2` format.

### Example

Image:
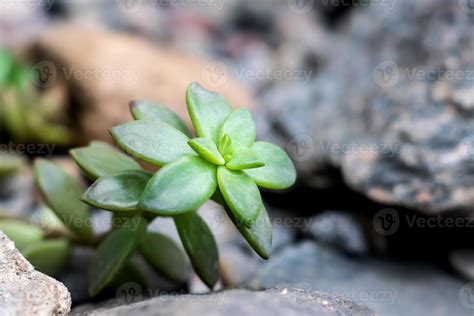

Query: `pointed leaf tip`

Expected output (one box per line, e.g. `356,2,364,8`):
130,100,192,137
186,83,232,143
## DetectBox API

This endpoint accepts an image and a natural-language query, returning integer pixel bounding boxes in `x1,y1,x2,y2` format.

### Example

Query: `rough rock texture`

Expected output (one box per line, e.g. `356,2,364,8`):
0,231,71,315
72,287,374,316
251,241,471,315
307,211,370,255
258,0,474,214
33,25,256,143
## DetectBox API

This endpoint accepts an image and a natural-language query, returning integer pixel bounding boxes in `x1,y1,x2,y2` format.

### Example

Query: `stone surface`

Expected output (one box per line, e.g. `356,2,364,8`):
308,211,370,255
0,167,35,217
72,287,374,316
0,231,71,315
258,0,474,214
251,241,471,315
33,24,255,143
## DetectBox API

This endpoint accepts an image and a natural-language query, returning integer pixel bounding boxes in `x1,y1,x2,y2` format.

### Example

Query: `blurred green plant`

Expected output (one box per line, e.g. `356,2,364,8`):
0,48,71,144
2,83,296,297
0,153,25,176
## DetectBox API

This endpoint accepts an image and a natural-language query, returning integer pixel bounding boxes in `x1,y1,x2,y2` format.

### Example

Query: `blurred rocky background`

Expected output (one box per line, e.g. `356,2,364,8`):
1,0,474,315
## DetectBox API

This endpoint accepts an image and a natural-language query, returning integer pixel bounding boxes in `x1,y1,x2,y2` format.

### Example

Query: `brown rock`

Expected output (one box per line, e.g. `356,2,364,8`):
0,231,71,315
33,24,255,143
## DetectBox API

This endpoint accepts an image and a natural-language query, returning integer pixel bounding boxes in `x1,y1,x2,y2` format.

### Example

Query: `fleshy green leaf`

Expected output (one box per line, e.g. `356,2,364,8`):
34,159,92,240
0,220,44,250
245,142,296,189
174,211,219,289
23,239,70,276
139,232,190,284
226,202,272,260
70,141,142,181
217,166,262,228
89,216,148,297
218,134,234,159
219,109,256,148
82,171,152,212
110,120,196,166
130,100,192,137
226,147,265,170
33,207,71,237
140,156,217,215
186,82,232,143
0,153,25,176
188,138,225,165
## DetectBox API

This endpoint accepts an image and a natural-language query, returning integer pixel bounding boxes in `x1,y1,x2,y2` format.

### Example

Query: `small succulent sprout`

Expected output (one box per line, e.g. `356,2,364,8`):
65,82,296,295
0,49,72,144
133,83,295,230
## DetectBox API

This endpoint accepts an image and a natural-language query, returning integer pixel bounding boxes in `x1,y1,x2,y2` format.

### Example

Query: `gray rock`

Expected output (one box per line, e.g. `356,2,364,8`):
308,211,370,255
0,231,71,315
258,0,474,214
251,241,472,315
0,167,35,217
72,287,374,316
451,249,474,280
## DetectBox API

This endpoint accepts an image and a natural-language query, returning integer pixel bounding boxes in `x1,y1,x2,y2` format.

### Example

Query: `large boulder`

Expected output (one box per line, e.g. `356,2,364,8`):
258,0,474,214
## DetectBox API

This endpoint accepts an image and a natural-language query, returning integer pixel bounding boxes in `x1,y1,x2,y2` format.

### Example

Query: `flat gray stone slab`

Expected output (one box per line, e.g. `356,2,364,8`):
73,288,374,316
251,242,473,315
0,231,71,315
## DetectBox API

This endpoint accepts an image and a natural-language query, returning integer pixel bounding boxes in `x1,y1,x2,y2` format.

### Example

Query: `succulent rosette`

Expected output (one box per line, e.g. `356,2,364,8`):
68,82,296,295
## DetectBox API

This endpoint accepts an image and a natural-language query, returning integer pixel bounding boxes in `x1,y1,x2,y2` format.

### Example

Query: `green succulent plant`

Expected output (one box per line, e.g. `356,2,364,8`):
17,82,295,297
0,48,71,144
